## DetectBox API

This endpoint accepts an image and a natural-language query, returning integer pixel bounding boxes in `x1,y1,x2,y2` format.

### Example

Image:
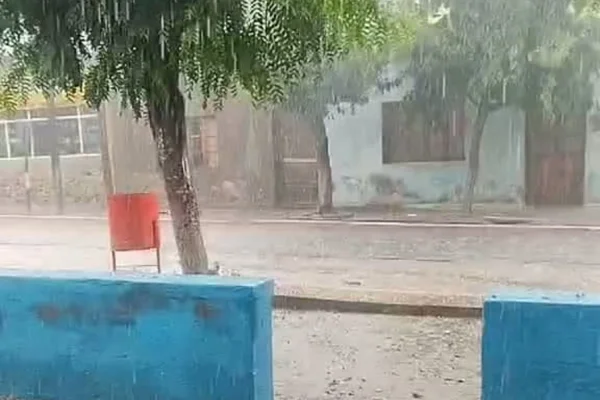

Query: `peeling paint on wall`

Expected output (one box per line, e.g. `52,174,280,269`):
326,87,525,207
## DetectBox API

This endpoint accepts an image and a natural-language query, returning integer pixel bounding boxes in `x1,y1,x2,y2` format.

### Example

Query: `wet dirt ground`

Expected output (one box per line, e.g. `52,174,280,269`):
274,311,480,400
1,217,600,297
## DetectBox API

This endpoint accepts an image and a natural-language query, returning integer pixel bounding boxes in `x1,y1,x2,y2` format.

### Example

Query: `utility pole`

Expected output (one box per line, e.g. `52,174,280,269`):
23,121,32,214
48,95,64,214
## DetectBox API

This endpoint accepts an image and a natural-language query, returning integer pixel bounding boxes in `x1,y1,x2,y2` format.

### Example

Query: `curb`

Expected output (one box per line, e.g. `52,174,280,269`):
273,285,483,319
273,295,482,319
2,213,599,231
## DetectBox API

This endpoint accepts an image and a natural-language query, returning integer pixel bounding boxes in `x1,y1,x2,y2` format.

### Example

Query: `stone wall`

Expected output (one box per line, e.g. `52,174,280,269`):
0,155,107,212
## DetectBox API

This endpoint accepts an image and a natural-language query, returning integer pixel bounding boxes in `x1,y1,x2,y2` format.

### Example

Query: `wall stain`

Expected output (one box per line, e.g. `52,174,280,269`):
31,287,216,328
35,304,64,325
105,285,173,327
116,285,171,313
194,301,219,320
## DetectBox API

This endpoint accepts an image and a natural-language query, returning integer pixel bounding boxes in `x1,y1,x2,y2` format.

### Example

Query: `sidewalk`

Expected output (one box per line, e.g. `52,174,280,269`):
6,202,600,227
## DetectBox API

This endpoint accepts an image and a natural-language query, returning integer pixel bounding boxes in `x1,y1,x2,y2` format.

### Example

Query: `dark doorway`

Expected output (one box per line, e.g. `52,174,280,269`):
525,114,586,206
272,110,318,208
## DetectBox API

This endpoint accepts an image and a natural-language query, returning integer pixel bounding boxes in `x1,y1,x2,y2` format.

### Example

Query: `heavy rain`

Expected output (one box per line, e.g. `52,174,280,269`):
0,0,597,399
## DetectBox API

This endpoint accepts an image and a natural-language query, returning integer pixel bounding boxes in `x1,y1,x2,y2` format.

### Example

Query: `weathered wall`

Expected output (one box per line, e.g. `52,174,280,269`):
482,292,600,400
0,155,105,211
101,96,276,207
585,81,600,203
0,269,274,400
326,86,525,207
0,97,277,213
586,129,600,202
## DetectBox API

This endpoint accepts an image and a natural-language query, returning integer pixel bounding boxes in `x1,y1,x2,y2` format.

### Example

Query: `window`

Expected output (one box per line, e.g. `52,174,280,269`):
382,101,466,163
187,115,218,168
0,127,6,158
187,115,204,167
32,118,81,156
7,122,31,158
81,115,102,154
0,106,102,158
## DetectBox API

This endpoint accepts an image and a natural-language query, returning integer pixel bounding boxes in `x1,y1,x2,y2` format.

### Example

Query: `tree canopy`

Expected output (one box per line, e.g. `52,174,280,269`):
280,7,422,120
0,0,387,114
402,0,600,123
0,0,391,273
394,0,600,211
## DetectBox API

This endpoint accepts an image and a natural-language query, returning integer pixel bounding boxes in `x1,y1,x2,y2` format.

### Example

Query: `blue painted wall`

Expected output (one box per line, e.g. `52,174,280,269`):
0,269,273,400
325,86,525,207
482,292,600,400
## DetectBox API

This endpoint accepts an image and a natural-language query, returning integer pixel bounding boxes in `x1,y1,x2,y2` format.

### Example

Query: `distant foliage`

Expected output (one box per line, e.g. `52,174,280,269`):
281,8,423,120
400,0,600,123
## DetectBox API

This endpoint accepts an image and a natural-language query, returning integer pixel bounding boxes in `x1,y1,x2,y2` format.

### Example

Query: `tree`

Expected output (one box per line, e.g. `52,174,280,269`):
401,0,600,212
280,8,421,214
0,0,387,273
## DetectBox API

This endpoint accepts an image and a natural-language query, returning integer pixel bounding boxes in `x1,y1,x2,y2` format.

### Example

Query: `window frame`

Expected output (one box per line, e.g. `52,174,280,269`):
381,100,467,165
0,106,101,160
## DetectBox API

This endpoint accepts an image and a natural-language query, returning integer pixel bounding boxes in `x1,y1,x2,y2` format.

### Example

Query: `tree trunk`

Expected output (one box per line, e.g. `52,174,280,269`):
147,85,209,275
313,116,333,214
463,101,490,213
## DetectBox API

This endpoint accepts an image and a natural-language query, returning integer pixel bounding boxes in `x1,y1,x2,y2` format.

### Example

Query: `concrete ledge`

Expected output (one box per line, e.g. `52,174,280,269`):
274,285,483,319
0,269,274,400
483,291,600,400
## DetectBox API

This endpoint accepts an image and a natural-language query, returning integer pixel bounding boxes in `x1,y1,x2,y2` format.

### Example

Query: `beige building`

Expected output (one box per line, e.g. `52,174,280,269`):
0,95,319,213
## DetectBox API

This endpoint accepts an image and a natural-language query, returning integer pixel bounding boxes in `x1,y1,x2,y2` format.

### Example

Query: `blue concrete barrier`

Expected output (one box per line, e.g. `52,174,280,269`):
482,292,600,400
0,269,273,400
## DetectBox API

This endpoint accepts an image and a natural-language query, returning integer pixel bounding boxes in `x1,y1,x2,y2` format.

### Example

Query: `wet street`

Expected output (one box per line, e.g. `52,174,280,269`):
0,216,599,296
0,216,593,399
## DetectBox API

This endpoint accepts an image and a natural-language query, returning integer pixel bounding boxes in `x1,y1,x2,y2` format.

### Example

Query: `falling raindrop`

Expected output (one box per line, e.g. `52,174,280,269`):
125,0,130,20
60,49,65,78
106,13,112,35
207,16,212,38
231,38,237,72
442,71,446,98
80,0,85,19
114,0,119,21
160,14,165,59
502,79,507,104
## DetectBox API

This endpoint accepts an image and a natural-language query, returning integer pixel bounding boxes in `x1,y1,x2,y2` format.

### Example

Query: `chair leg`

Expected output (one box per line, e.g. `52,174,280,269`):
111,250,117,272
156,246,162,274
